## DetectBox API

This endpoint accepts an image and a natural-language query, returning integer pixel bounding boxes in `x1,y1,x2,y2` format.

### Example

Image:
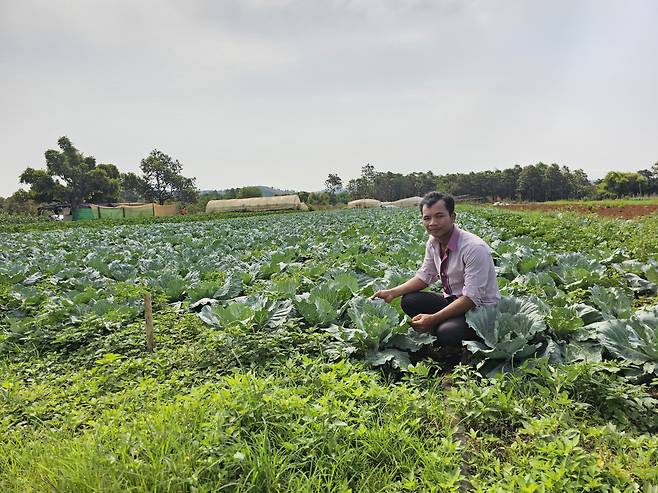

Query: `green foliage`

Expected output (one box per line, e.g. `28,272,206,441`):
236,186,263,199
0,359,470,492
198,295,293,330
19,136,121,208
292,277,355,326
597,170,649,198
318,297,435,369
596,306,658,379
445,361,658,491
136,149,197,205
324,173,343,204
464,297,551,375
188,273,243,305
307,191,333,206
540,302,583,342
590,285,634,319
0,190,40,215
344,162,596,202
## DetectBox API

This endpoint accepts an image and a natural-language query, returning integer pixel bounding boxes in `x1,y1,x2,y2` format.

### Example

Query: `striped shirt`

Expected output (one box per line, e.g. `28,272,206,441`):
415,225,500,307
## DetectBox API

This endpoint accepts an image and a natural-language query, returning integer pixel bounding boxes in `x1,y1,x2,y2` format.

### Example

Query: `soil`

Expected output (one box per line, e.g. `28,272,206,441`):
499,203,658,220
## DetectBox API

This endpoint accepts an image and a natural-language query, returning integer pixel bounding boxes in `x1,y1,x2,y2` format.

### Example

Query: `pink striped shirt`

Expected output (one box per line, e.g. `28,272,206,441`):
415,225,500,306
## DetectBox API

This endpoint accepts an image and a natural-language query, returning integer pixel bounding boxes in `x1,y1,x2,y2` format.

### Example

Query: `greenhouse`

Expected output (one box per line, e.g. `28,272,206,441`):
392,196,423,208
347,198,382,209
206,195,304,213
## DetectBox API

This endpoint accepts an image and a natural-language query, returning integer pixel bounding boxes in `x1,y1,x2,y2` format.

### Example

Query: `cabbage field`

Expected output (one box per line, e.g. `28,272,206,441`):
1,207,657,492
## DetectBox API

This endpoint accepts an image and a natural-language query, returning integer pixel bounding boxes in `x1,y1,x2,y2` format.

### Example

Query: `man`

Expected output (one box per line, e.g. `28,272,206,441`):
372,191,500,348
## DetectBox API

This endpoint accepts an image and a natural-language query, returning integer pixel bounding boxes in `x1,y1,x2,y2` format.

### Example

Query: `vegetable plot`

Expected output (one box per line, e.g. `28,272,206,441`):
1,207,657,380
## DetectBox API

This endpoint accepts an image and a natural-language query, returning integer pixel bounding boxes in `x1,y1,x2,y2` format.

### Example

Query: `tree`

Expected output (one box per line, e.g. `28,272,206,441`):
651,162,658,194
567,169,594,199
347,164,378,200
297,191,310,203
411,171,437,197
325,173,343,200
361,163,376,184
120,172,146,202
637,174,649,196
597,171,645,197
2,189,37,214
18,168,61,203
637,169,653,195
19,136,121,208
308,192,331,206
346,177,368,199
222,188,239,199
335,190,350,204
638,163,658,195
89,163,122,203
138,149,198,205
517,164,545,202
543,163,568,201
236,186,262,199
500,166,522,200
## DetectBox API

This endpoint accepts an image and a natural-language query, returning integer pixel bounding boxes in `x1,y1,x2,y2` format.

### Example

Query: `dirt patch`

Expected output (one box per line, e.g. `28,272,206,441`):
499,203,658,219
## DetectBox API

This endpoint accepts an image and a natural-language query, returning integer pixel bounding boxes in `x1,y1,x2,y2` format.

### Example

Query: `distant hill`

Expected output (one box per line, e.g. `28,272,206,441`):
258,186,296,197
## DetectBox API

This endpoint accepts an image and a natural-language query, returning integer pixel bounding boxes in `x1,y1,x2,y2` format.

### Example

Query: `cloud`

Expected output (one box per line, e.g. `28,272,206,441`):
1,0,657,197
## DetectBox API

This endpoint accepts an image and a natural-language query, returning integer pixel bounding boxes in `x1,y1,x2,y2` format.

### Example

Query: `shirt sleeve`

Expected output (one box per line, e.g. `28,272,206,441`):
415,239,439,286
461,244,495,307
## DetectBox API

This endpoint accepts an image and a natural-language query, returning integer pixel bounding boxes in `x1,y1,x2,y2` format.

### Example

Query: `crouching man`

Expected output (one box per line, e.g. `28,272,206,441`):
372,192,500,350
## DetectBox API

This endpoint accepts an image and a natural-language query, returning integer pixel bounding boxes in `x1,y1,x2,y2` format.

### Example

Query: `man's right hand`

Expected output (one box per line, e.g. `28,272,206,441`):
370,289,398,303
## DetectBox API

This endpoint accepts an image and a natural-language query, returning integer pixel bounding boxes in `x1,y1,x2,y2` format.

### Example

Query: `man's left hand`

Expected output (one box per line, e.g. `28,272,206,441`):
410,313,438,333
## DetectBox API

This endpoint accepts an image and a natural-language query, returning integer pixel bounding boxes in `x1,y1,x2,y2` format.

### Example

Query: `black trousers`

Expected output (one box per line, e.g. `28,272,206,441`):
401,292,478,347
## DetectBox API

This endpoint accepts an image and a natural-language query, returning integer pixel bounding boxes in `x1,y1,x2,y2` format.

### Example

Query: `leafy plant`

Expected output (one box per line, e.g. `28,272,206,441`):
464,297,551,375
198,295,292,330
596,306,658,379
551,253,607,289
143,271,189,302
293,275,359,326
546,304,584,340
323,297,433,369
589,285,634,319
188,273,243,305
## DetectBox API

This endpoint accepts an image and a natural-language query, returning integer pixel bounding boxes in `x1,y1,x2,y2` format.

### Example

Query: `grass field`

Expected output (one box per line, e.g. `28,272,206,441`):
1,207,657,492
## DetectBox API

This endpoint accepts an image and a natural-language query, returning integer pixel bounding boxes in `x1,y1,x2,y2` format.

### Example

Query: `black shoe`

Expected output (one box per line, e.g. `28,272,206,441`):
426,345,462,364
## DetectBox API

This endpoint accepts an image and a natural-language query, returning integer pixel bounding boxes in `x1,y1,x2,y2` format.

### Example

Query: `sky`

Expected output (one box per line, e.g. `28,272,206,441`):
1,0,657,197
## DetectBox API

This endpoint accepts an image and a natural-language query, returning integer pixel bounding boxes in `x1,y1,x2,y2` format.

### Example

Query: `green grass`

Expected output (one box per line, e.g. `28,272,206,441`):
1,361,462,492
3,347,656,492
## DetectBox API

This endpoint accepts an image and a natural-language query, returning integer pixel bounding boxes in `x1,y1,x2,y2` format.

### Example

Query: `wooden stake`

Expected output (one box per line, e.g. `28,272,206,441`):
144,292,155,351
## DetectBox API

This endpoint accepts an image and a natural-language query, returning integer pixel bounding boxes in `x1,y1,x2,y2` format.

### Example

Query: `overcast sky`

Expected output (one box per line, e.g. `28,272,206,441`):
1,0,657,197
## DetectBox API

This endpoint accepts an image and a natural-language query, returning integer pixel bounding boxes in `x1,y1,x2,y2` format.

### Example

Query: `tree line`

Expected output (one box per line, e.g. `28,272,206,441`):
2,136,657,214
329,161,657,203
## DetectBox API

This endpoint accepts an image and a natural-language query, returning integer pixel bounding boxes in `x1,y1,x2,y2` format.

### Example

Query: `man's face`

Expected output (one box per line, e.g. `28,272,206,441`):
421,200,455,239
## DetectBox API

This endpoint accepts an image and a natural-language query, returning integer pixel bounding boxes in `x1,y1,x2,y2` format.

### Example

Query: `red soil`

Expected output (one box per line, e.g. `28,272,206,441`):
500,203,658,219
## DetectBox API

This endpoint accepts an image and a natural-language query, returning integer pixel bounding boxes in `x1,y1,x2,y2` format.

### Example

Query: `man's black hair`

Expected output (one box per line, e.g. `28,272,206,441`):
419,191,455,215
